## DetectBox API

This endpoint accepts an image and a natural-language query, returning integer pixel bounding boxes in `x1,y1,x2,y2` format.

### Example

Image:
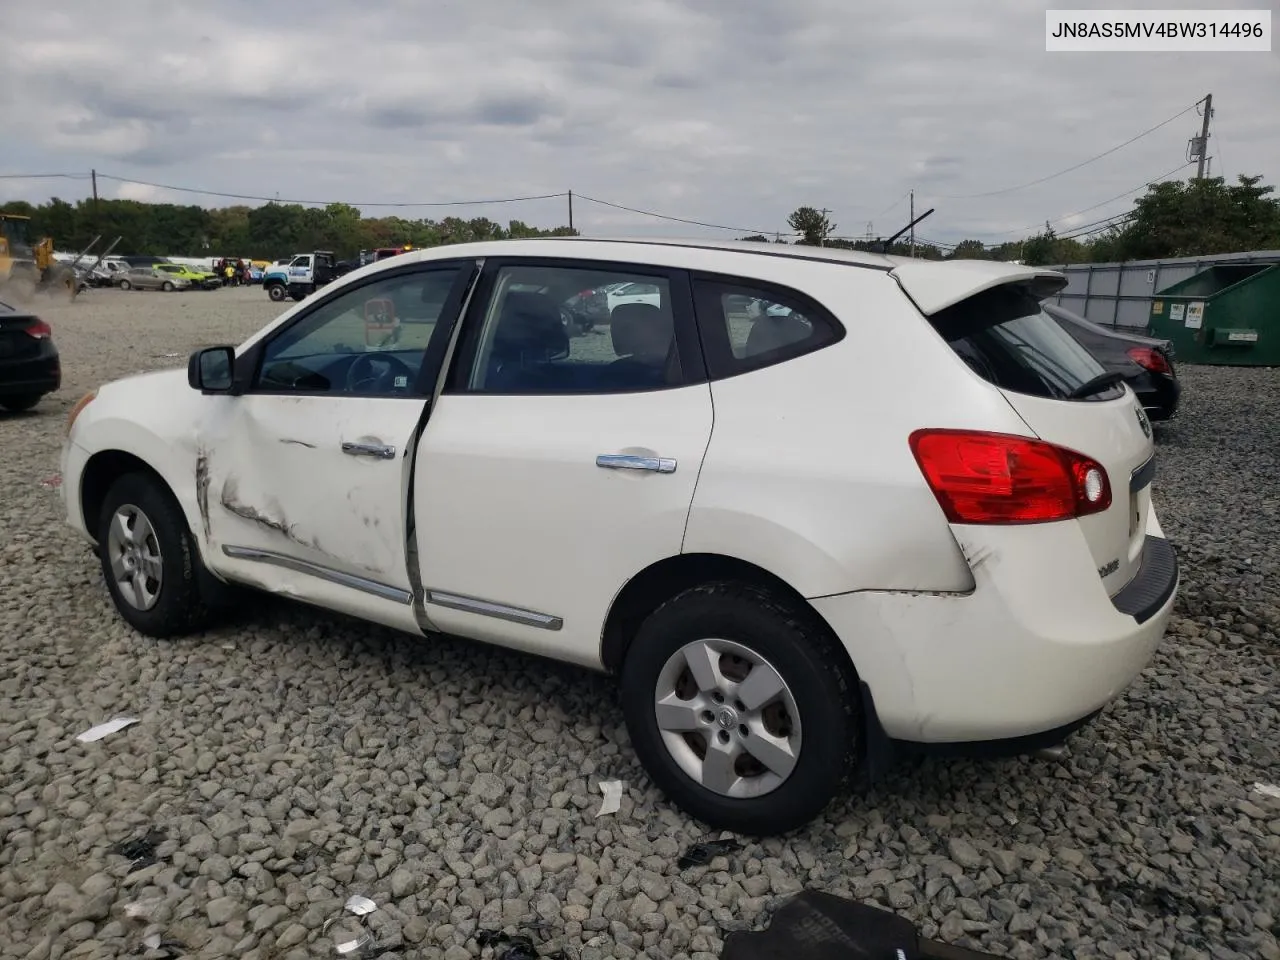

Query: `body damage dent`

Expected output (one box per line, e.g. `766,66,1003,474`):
278,438,316,448
219,476,325,554
195,452,212,541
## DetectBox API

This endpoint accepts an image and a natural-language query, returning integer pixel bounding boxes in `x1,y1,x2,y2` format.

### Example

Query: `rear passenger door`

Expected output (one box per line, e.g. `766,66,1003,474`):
413,258,713,666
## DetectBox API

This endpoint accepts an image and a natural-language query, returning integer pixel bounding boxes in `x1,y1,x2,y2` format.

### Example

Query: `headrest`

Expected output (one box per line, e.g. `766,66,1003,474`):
493,291,568,360
611,302,674,363
745,313,811,358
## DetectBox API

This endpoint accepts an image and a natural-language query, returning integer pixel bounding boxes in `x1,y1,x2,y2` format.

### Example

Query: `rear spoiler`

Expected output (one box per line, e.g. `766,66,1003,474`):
890,260,1068,316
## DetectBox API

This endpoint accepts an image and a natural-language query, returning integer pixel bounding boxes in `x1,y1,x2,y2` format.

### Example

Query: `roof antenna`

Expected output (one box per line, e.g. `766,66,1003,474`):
870,207,934,254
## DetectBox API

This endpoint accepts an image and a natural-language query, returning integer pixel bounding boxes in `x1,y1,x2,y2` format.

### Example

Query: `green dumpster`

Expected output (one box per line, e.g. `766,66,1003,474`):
1147,263,1280,366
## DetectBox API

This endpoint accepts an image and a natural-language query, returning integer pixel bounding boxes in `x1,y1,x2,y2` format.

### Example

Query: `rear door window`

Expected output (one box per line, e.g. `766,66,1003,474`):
691,275,843,379
932,284,1123,402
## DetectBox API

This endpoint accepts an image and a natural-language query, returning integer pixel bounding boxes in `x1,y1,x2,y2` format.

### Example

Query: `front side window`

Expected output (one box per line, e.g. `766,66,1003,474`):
255,267,461,396
461,264,684,394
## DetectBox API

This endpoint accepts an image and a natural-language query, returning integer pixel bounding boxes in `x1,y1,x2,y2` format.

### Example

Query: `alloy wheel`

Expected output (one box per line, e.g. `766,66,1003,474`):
106,503,164,611
653,638,802,799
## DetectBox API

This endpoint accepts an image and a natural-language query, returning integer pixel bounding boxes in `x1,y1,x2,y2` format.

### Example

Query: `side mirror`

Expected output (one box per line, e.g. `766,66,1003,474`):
188,346,235,393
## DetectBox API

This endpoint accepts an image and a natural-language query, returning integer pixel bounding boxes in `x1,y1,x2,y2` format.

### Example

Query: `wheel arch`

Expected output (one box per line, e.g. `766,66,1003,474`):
601,552,854,677
80,450,175,546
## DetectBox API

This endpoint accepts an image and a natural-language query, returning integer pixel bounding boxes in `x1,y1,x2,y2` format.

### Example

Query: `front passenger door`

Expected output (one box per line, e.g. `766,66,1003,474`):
200,261,476,634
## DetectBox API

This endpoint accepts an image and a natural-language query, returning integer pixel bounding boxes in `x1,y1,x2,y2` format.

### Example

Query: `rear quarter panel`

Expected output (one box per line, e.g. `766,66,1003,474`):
683,262,1037,598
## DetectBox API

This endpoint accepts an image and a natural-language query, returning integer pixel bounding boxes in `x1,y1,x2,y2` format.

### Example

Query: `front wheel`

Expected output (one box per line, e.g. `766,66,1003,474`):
97,473,220,637
162,281,175,292
620,582,859,835
267,284,287,302
119,280,132,290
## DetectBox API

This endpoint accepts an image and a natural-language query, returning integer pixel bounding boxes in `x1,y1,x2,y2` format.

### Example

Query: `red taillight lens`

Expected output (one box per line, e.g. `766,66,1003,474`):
1127,346,1170,374
23,320,52,339
909,429,1112,524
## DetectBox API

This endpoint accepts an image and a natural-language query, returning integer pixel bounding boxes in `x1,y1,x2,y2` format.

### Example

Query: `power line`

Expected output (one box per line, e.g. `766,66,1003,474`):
94,173,568,208
0,172,91,180
972,161,1196,241
927,101,1200,200
573,193,790,237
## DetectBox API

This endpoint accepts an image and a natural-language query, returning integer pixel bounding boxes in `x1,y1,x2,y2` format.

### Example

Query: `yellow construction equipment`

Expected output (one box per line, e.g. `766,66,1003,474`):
0,213,79,299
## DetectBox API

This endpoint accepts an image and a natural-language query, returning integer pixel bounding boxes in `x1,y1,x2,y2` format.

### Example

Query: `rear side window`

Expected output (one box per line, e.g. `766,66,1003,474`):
932,285,1123,402
692,276,842,379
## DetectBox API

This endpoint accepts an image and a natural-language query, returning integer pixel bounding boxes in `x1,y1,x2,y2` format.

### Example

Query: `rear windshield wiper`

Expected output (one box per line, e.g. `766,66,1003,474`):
1067,371,1127,399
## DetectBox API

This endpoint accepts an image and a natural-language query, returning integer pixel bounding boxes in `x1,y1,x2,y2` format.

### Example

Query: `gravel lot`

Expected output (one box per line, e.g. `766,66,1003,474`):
1,285,1277,960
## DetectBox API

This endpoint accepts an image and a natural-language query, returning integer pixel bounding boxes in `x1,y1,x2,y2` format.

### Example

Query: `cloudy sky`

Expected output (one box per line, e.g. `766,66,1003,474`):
1,0,1276,247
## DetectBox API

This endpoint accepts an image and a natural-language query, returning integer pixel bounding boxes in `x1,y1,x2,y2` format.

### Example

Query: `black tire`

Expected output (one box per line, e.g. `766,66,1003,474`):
0,393,41,413
119,280,132,290
620,582,859,835
96,472,222,638
162,281,175,292
267,284,287,302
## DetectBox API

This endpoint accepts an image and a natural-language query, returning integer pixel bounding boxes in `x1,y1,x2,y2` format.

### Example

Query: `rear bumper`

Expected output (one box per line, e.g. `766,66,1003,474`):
1131,372,1181,421
811,500,1177,744
0,345,60,396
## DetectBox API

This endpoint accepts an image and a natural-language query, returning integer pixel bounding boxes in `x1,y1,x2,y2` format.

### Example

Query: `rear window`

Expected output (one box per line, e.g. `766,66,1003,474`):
931,284,1124,402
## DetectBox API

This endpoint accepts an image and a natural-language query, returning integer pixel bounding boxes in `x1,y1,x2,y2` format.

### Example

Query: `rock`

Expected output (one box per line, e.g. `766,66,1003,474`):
947,838,984,869
207,897,242,926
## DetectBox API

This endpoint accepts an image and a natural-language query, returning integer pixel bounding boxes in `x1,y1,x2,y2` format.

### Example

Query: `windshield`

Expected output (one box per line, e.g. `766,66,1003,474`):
932,284,1121,402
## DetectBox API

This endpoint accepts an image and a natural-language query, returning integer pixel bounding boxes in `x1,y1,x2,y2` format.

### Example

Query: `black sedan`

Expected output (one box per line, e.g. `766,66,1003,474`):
1045,303,1181,422
0,300,61,412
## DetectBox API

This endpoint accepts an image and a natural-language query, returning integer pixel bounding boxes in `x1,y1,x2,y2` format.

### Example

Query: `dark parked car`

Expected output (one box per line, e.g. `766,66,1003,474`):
0,300,60,412
1045,303,1181,422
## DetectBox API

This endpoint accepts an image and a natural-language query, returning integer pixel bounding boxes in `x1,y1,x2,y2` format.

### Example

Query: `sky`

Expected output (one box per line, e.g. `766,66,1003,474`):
1,0,1277,248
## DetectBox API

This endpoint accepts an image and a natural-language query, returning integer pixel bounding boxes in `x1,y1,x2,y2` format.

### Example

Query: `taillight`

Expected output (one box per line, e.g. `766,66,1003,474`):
909,429,1112,524
1127,346,1170,374
23,319,52,339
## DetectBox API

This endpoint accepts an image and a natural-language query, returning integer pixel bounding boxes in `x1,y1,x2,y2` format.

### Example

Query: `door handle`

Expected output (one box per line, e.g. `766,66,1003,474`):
342,441,396,460
596,454,677,474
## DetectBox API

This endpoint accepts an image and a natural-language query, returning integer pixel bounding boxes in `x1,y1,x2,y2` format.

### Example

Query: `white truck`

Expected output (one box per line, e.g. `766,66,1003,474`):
262,251,339,302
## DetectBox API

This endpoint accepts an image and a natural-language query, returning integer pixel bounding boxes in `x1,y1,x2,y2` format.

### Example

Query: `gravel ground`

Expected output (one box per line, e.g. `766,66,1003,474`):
1,285,1277,960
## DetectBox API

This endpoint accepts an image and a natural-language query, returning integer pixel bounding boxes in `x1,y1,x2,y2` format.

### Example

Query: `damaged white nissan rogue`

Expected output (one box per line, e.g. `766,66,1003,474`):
61,237,1178,834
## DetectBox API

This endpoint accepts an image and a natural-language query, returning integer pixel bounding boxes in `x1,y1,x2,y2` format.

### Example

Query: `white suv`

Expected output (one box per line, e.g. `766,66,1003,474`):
60,238,1178,834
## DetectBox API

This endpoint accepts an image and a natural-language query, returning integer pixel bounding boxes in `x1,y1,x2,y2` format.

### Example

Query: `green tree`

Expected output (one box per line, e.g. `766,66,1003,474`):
948,239,990,260
787,206,834,246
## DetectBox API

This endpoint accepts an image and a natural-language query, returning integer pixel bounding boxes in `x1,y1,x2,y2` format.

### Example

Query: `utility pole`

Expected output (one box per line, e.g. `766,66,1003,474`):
1196,93,1213,180
909,191,915,258
819,208,831,246
568,190,574,232
91,169,99,229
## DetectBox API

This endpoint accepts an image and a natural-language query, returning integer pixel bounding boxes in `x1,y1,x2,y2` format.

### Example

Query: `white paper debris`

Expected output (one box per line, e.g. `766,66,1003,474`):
1253,782,1280,799
335,934,373,956
344,894,378,916
76,717,139,743
143,933,162,950
597,780,624,816
124,899,161,920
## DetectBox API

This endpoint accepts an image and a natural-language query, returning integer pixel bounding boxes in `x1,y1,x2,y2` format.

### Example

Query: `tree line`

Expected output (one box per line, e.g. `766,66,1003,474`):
0,197,576,260
772,173,1280,265
3,171,1275,266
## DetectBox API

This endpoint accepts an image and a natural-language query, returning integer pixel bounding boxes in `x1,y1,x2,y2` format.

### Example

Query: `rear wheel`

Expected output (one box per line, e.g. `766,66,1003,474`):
162,281,175,292
620,582,859,835
0,393,41,413
97,473,221,637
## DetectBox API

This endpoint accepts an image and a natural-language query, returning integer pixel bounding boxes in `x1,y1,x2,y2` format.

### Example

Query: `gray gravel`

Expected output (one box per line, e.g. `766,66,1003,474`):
1,285,1277,960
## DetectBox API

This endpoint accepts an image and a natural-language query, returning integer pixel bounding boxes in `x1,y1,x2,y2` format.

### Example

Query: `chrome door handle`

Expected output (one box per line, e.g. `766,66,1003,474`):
596,454,677,474
342,441,396,460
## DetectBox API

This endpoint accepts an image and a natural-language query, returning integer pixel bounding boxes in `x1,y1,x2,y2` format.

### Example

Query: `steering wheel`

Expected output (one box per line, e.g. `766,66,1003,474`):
344,352,417,394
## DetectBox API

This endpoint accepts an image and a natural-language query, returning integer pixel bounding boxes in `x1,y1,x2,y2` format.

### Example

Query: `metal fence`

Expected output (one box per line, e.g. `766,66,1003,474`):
1044,249,1280,330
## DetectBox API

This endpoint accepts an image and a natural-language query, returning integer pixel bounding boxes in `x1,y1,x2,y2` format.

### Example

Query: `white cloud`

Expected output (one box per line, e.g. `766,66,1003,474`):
0,0,1275,245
